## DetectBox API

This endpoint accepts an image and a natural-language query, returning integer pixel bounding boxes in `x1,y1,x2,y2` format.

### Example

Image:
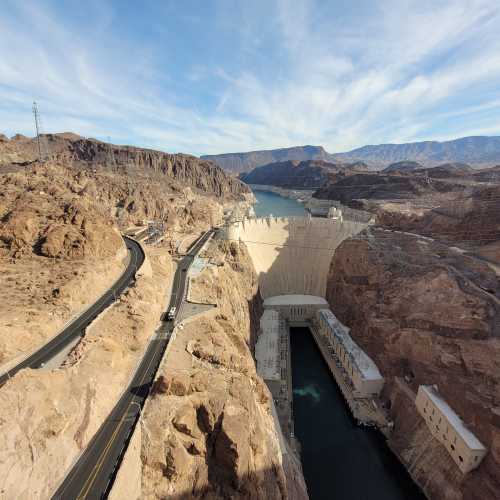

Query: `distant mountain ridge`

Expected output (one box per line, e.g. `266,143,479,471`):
332,136,500,167
201,145,330,174
203,136,500,173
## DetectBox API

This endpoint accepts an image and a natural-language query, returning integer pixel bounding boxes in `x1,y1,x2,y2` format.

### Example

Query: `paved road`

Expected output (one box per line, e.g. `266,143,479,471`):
0,237,145,386
52,230,214,500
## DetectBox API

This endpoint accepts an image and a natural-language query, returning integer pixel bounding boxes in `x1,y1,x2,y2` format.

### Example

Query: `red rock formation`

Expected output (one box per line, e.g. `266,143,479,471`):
326,228,500,499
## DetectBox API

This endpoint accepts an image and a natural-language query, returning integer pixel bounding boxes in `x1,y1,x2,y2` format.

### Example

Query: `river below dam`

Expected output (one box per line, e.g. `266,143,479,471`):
251,189,423,500
291,327,424,500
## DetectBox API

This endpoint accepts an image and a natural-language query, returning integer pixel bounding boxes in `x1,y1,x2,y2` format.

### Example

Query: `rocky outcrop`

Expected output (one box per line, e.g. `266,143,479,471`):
0,133,250,198
313,172,461,204
0,165,123,258
240,160,368,189
0,155,231,368
138,240,307,499
382,161,424,173
375,184,500,261
65,137,249,197
326,228,500,499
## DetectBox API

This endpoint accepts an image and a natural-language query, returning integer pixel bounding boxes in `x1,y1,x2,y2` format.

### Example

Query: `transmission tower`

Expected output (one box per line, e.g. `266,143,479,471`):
32,101,48,162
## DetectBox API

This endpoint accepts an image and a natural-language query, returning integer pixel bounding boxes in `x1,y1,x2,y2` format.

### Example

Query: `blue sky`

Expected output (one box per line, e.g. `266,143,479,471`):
1,0,500,155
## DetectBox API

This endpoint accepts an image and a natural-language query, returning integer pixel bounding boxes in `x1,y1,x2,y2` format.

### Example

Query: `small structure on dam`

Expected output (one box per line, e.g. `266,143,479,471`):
416,385,487,473
263,295,328,323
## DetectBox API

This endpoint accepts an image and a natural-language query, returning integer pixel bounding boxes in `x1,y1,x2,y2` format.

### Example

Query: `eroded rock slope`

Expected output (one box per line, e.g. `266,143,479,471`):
138,240,308,499
327,228,500,500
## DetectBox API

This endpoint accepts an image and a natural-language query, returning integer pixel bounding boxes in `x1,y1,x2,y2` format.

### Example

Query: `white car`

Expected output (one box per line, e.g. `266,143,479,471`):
167,306,176,320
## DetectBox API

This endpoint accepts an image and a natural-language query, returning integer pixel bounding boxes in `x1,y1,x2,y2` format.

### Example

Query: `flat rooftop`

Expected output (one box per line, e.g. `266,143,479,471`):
264,295,328,307
318,309,382,382
420,385,486,451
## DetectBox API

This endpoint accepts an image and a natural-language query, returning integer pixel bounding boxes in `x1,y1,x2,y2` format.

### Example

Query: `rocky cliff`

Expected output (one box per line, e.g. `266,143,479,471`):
136,240,308,499
313,172,461,204
0,147,240,370
374,184,500,266
240,160,368,189
0,133,250,198
326,228,500,499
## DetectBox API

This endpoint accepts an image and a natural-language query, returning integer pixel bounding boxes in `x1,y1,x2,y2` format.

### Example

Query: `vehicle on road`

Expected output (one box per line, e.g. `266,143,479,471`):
167,306,177,320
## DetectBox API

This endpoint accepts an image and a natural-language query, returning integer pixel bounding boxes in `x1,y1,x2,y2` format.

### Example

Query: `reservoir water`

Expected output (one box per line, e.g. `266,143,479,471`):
253,190,306,217
250,189,424,500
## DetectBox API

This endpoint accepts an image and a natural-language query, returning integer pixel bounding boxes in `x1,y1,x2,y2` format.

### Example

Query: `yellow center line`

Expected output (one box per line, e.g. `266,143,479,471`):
76,340,161,499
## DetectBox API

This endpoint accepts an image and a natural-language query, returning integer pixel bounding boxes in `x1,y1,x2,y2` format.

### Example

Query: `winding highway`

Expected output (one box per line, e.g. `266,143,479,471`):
52,229,214,500
0,237,145,386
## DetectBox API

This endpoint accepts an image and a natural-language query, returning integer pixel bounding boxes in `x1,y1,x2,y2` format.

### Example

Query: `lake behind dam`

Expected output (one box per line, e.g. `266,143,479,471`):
253,189,307,217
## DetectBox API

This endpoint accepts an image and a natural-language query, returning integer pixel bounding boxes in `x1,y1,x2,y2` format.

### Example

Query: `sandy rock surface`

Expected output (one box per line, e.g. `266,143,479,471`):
137,241,308,499
0,247,172,499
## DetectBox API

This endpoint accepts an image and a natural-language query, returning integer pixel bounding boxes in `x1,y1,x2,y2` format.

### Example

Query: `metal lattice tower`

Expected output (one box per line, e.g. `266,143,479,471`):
32,101,48,162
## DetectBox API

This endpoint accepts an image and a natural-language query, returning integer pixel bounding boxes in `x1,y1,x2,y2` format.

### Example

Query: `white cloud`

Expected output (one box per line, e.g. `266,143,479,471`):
1,0,500,155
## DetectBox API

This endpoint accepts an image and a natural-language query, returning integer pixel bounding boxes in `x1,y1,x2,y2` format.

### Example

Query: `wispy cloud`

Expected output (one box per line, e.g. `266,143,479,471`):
0,0,499,155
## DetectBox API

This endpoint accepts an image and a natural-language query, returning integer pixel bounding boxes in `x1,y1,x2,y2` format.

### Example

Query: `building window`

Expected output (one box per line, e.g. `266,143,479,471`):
443,434,447,440
451,444,455,451
474,456,478,462
459,456,463,462
423,407,426,413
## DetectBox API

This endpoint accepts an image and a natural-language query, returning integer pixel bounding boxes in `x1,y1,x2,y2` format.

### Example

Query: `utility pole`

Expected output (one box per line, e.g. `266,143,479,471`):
32,101,48,162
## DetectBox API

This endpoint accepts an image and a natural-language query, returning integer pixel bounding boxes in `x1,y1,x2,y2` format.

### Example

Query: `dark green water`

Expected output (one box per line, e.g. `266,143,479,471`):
253,190,306,217
290,327,425,500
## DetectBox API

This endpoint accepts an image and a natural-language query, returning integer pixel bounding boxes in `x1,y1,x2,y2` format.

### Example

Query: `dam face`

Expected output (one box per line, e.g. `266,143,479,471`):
227,216,367,299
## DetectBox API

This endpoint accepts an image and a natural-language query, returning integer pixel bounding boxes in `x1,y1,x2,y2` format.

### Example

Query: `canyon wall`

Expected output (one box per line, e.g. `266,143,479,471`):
130,240,308,499
228,216,367,298
326,227,500,500
0,133,250,198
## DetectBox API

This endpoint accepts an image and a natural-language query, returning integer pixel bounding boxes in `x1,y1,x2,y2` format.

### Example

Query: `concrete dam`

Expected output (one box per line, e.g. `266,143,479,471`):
226,215,368,299
224,209,426,499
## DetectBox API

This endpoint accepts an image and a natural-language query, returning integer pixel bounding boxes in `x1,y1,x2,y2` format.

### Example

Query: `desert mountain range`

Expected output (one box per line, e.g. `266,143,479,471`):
202,135,500,173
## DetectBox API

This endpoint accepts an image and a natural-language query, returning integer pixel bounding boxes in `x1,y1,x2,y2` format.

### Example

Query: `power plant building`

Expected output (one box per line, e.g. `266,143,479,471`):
315,309,384,398
415,385,487,474
255,309,285,394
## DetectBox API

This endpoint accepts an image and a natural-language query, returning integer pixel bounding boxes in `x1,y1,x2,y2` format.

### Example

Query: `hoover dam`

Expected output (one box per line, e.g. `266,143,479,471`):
225,214,368,299
226,191,426,500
